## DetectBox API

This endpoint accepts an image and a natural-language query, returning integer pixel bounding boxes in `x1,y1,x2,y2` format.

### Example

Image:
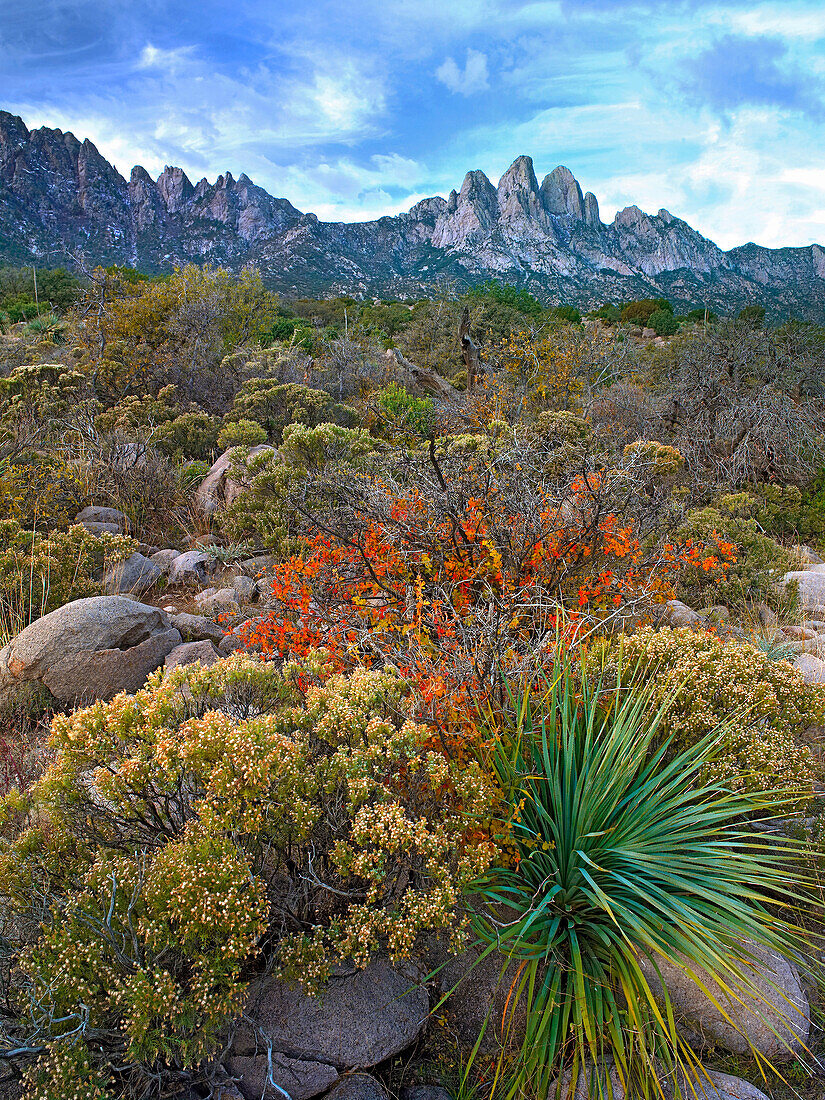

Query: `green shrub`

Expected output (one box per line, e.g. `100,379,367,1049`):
376,381,435,438
153,411,222,460
647,309,679,337
472,651,819,1099
620,299,672,326
592,626,820,798
229,380,348,444
217,419,268,449
0,655,498,1097
677,493,794,611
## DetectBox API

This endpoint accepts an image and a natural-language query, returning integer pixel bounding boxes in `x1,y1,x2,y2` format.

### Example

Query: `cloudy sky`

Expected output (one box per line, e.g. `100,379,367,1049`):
1,0,824,249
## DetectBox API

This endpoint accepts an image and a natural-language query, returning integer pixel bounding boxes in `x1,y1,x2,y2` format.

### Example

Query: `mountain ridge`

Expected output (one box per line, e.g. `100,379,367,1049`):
1,110,823,319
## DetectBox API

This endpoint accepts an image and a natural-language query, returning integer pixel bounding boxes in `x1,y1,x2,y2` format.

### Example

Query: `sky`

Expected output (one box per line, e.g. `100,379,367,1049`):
1,0,824,249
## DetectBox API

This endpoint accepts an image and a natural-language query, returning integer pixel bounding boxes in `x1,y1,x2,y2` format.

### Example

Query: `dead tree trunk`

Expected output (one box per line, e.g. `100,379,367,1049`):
459,306,481,392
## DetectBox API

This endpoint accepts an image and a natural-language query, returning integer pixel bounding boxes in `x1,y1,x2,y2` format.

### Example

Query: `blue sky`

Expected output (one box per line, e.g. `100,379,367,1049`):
1,0,824,249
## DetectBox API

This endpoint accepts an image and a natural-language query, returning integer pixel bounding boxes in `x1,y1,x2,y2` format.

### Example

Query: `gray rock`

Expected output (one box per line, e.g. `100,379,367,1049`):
660,600,704,628
640,939,809,1061
167,550,216,588
238,554,276,576
551,1063,769,1100
164,640,220,669
227,1053,338,1100
169,612,225,644
239,960,428,1070
232,574,258,603
401,1088,453,1100
0,596,181,704
103,552,163,596
326,1076,388,1100
699,1072,770,1100
793,544,824,565
76,505,127,529
81,520,123,536
194,587,240,615
793,652,825,684
150,549,181,573
196,445,276,517
783,569,825,616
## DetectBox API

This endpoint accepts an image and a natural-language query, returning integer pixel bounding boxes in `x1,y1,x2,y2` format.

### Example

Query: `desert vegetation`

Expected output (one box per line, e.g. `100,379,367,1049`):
0,263,825,1099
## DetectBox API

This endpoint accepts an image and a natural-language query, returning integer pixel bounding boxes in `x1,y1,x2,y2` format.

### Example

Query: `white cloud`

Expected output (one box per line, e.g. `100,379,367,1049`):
436,48,489,95
137,43,194,73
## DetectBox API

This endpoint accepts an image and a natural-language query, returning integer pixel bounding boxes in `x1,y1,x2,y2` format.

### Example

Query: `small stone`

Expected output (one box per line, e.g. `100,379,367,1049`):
169,613,225,644
76,505,127,529
103,552,163,596
325,1075,388,1100
794,653,825,684
232,575,258,603
164,640,220,669
194,587,240,615
168,550,215,588
660,600,704,628
81,520,123,536
150,549,181,574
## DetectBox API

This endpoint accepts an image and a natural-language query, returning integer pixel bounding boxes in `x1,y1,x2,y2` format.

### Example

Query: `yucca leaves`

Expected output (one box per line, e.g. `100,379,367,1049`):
470,652,820,1099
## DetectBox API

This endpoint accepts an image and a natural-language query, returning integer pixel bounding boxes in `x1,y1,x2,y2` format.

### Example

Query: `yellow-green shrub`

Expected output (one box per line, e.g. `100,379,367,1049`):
676,493,794,611
593,627,820,798
0,655,498,1097
0,521,135,637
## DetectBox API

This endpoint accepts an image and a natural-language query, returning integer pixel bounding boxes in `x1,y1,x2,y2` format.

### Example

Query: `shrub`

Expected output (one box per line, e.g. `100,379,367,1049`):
621,299,672,326
647,309,679,337
472,652,819,1098
217,419,268,449
677,493,793,611
153,411,222,460
0,655,498,1096
229,380,342,443
592,626,820,798
0,521,136,638
376,381,435,438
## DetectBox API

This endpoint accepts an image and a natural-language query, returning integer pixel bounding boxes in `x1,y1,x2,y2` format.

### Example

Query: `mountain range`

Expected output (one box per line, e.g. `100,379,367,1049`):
1,110,823,318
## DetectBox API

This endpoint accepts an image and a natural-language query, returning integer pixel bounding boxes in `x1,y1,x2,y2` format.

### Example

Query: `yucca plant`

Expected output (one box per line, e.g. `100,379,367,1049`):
469,651,819,1100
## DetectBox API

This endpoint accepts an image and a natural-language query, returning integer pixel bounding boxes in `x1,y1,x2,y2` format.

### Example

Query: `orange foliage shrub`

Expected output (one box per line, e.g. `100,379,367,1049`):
240,441,733,730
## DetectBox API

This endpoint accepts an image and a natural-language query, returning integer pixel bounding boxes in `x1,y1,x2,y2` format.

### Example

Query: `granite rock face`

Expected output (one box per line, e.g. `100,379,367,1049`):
2,112,823,319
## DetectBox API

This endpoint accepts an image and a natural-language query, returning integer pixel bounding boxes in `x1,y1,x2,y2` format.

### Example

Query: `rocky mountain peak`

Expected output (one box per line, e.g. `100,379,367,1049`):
157,166,194,214
497,155,544,224
540,166,585,220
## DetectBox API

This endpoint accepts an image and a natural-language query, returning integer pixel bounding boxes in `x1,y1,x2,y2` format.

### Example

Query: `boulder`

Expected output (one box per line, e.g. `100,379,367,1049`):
81,521,123,536
231,961,427,1092
793,653,825,685
76,505,127,530
699,1072,770,1100
660,600,704,628
194,587,240,615
227,1053,338,1100
793,544,824,565
639,939,809,1061
0,596,181,704
326,1076,388,1100
169,612,226,644
196,445,276,517
232,575,258,603
102,552,163,596
164,640,220,670
401,1088,453,1100
783,569,825,616
167,550,216,588
150,549,181,574
551,1064,769,1100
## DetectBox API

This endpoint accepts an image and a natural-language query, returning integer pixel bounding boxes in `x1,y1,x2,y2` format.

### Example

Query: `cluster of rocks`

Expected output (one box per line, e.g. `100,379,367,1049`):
214,931,806,1100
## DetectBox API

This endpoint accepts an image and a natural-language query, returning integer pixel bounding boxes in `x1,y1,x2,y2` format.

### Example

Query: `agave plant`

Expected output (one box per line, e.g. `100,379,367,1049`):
470,653,818,1099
